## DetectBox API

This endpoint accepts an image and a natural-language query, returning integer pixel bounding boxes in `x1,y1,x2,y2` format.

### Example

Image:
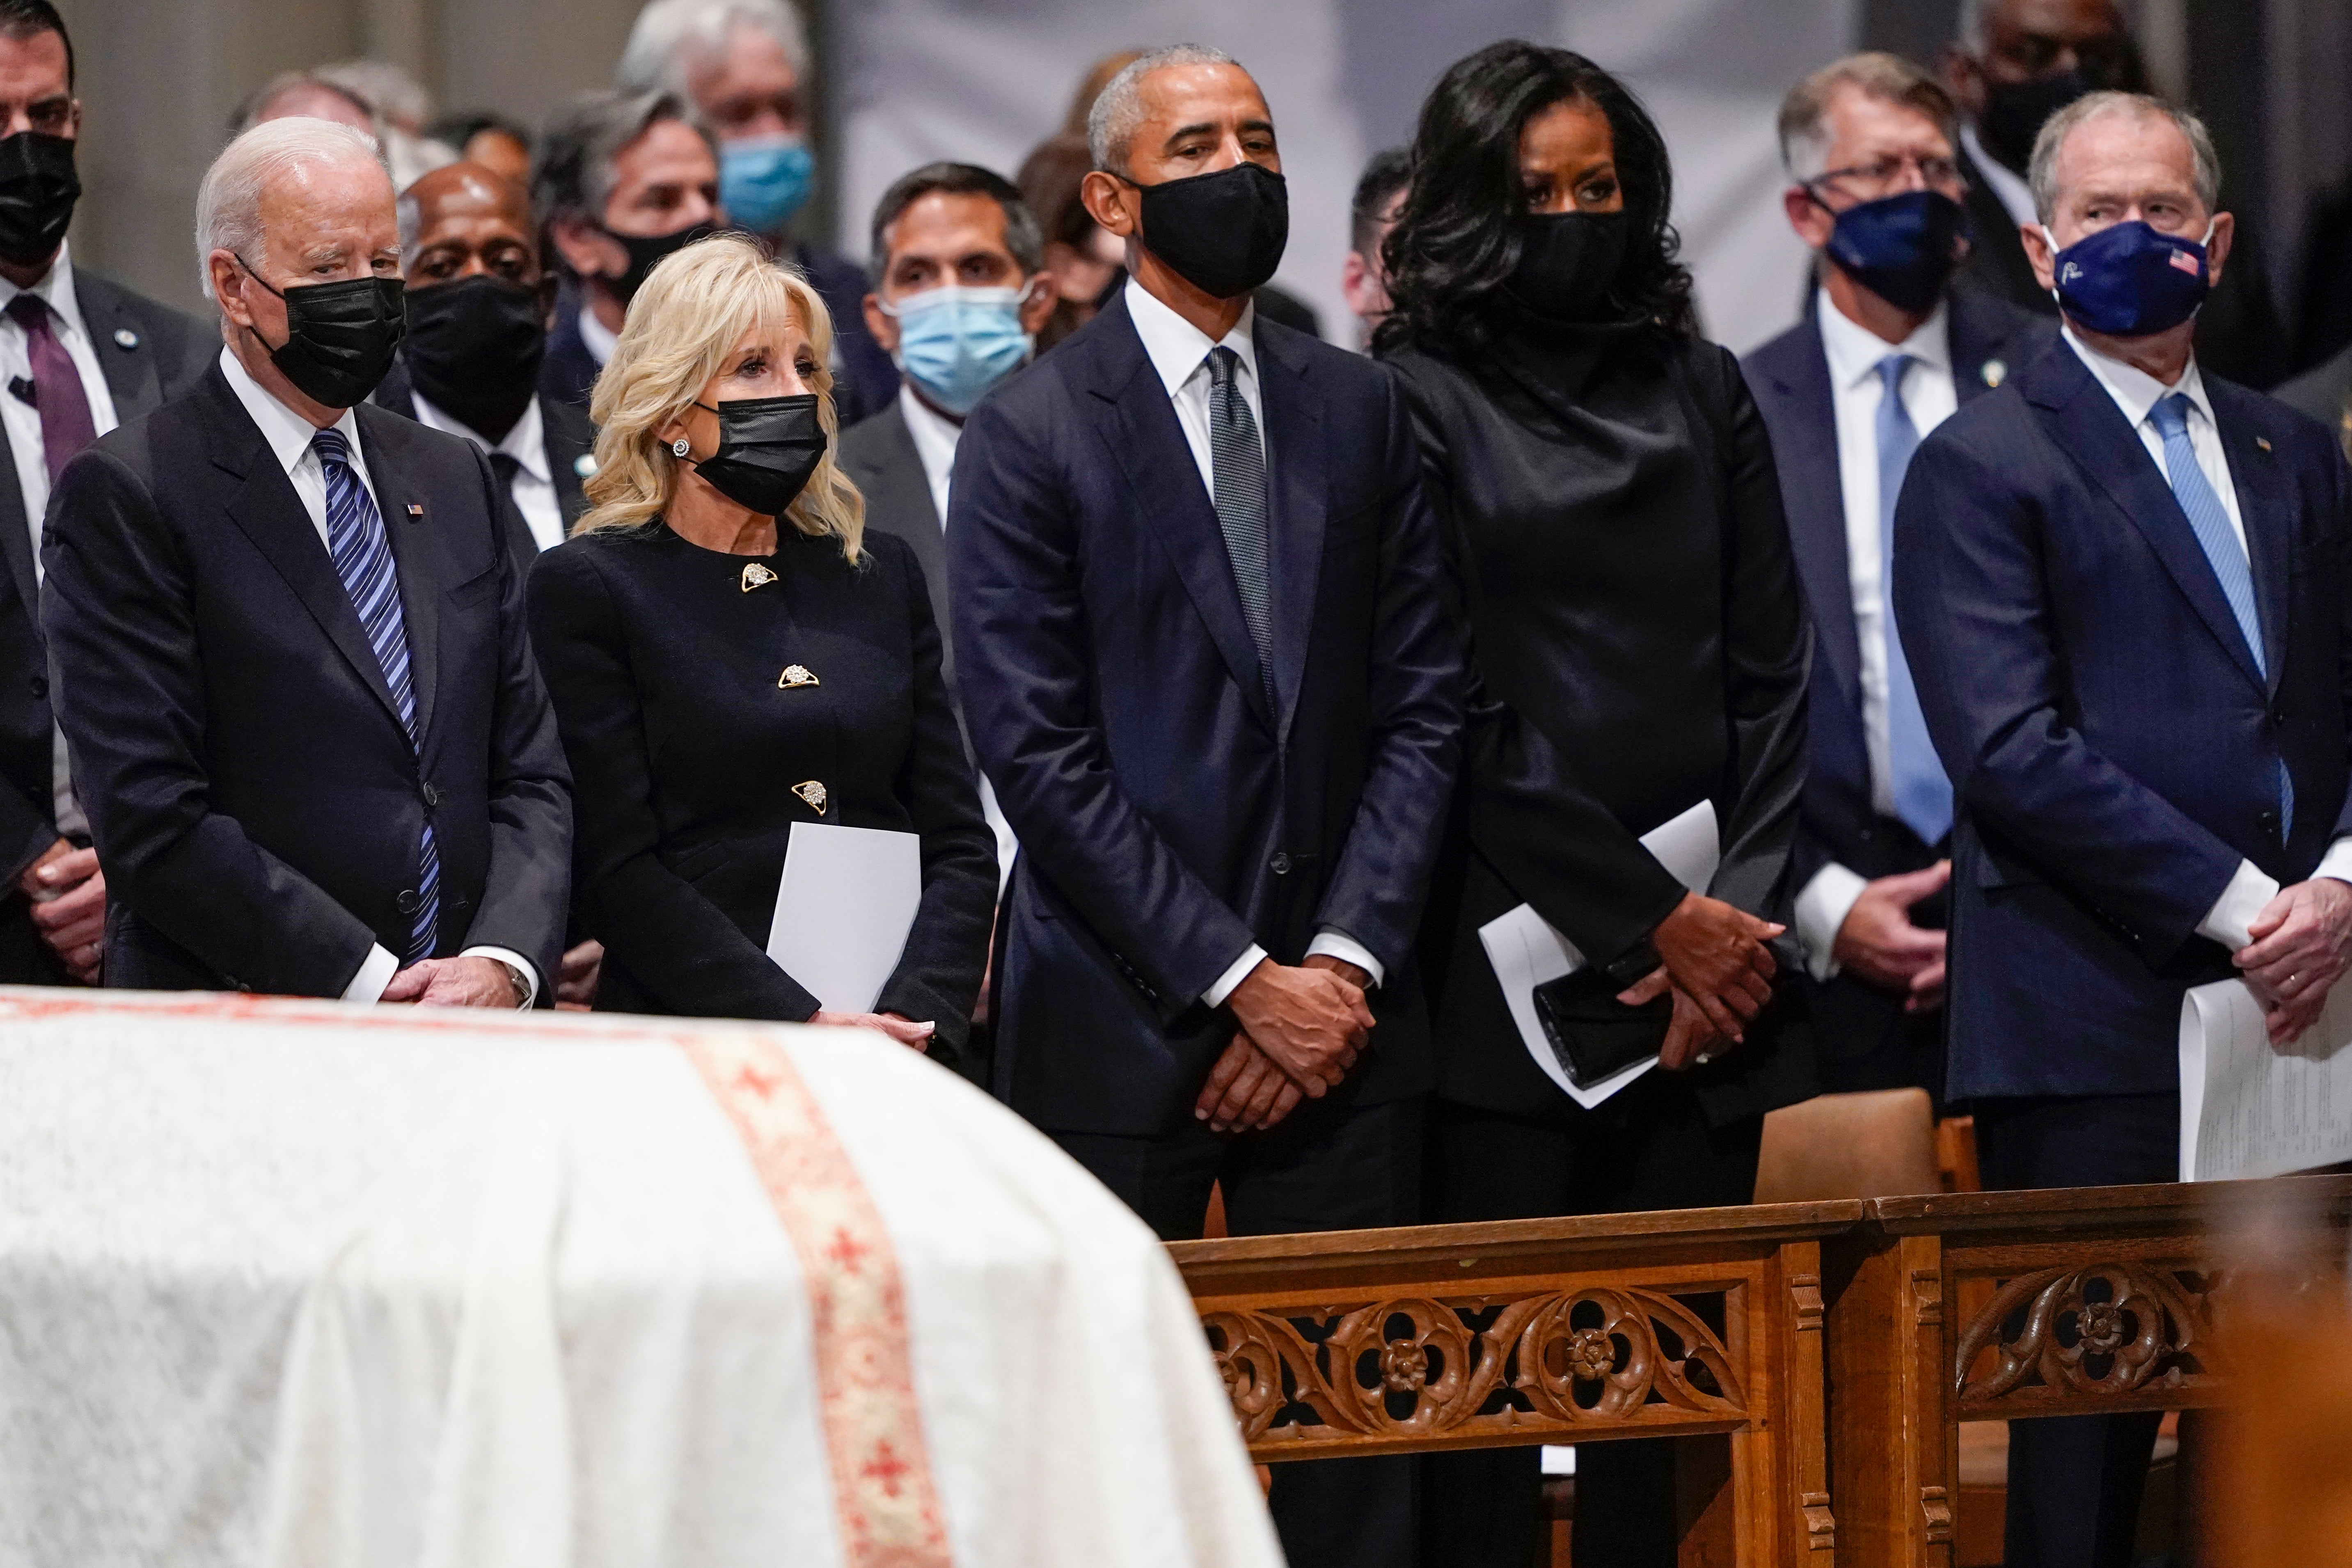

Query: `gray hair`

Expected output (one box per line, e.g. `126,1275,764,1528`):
194,117,387,300
229,70,381,138
1955,0,1998,55
1777,52,1958,181
531,89,711,233
1086,43,1241,177
315,59,433,133
616,0,809,96
2028,90,2219,223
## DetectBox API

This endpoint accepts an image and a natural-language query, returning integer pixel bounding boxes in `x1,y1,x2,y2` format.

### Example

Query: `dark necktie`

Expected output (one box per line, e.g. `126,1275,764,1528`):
487,450,522,494
1205,346,1273,687
313,427,441,960
7,292,97,487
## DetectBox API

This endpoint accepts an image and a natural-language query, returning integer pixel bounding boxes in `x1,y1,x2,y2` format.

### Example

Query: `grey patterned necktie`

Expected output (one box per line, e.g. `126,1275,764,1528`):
1205,346,1274,680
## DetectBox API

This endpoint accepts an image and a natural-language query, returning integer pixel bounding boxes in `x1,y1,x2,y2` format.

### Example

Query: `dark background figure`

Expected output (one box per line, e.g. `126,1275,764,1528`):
1745,53,2053,1108
1015,131,1121,353
427,110,534,187
1940,0,2290,388
1375,41,1813,1568
950,45,1461,1568
532,88,722,412
0,0,211,989
1340,145,1410,347
617,0,897,424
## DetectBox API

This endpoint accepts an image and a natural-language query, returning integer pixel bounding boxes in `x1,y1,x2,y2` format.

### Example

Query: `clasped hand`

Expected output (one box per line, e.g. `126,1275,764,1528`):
1616,890,1784,1072
1194,955,1374,1134
2234,877,2352,1046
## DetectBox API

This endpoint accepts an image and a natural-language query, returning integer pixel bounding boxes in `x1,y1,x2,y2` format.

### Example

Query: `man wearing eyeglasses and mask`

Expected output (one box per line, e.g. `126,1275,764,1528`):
533,89,723,410
41,117,570,1012
1744,55,2051,1106
0,0,212,991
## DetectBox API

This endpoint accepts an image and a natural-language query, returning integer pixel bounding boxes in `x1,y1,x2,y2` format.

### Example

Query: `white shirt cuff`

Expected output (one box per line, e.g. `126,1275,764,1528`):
1203,945,1267,1008
1794,862,1870,983
2315,835,2352,889
461,945,540,1008
2197,859,2283,952
1305,929,1385,988
340,943,399,1004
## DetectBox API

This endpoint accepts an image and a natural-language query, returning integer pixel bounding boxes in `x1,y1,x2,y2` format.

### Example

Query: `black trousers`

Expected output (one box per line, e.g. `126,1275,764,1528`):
1973,1091,2178,1568
1419,1073,1765,1568
1053,1095,1423,1568
0,893,66,985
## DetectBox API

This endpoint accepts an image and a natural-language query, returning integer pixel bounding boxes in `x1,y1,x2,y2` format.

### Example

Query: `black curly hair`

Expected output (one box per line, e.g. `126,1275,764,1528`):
1373,40,1697,360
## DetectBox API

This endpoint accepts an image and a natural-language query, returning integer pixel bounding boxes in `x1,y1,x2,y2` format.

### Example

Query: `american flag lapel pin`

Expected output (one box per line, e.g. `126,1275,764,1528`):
405,503,425,520
2256,436,2273,453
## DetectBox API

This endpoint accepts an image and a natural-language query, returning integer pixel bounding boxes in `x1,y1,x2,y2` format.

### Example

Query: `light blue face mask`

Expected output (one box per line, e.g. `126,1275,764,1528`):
882,284,1034,415
719,133,814,234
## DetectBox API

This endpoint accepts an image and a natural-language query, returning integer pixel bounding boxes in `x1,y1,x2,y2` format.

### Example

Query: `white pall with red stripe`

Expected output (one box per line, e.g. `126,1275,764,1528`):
0,990,1280,1568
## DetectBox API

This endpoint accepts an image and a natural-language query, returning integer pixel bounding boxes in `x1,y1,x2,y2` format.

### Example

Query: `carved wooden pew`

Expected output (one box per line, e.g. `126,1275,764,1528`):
1819,1174,2352,1568
1168,1200,1864,1566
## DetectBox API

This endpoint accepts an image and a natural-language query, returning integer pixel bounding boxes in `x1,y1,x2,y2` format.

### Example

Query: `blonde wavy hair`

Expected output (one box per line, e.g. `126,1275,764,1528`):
575,231,864,560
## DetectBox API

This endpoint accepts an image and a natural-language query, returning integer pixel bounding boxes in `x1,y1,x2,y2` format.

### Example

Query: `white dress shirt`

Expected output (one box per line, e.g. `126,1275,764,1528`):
1121,277,1384,1003
0,243,115,841
1793,293,1961,980
2059,329,2352,948
217,347,540,1006
577,301,619,369
1961,124,2039,231
410,390,565,551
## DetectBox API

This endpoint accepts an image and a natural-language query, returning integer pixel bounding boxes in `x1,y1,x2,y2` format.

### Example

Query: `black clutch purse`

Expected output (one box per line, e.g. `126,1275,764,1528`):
1532,968,1673,1089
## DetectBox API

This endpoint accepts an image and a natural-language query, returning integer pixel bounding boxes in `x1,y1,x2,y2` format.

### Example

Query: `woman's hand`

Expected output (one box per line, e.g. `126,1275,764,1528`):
1656,985,1731,1071
809,1009,935,1052
1625,891,1783,1044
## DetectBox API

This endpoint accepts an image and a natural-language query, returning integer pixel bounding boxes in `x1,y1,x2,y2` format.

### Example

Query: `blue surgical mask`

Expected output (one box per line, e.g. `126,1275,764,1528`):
1820,189,1966,315
719,133,814,234
2044,217,2214,337
882,284,1033,415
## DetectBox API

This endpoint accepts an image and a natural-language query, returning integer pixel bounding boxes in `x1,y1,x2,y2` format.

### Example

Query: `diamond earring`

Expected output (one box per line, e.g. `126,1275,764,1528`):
671,437,692,458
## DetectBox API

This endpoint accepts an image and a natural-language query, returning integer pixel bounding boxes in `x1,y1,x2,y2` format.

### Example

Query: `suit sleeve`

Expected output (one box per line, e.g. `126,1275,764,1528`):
1892,419,2243,958
948,394,1262,1019
1305,371,1464,973
460,444,572,998
526,546,820,1021
40,447,381,992
873,539,997,1058
2331,439,2352,845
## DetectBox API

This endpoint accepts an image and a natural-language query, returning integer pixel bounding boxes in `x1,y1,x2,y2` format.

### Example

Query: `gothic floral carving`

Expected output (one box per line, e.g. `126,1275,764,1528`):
1953,1264,2216,1405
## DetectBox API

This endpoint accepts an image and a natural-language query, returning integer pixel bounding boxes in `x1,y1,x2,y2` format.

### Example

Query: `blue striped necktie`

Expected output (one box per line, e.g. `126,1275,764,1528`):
1875,353,1954,847
2148,391,2291,834
1205,345,1275,702
312,427,440,959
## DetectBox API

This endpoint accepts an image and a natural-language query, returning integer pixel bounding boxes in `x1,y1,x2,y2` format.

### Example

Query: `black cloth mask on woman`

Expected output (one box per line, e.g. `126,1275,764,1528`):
1508,210,1629,321
236,259,406,408
608,220,719,302
1131,162,1289,300
683,393,827,517
404,275,550,442
0,132,78,268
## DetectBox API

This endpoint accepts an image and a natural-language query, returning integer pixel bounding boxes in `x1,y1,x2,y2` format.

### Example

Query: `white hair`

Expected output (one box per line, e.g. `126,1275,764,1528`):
1086,43,1242,176
314,59,433,132
616,0,809,96
2029,90,2219,224
194,117,387,300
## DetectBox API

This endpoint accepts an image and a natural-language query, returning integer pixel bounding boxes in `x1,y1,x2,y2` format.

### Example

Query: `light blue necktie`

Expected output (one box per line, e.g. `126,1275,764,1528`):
1875,354,1954,847
2148,391,2291,835
314,428,441,959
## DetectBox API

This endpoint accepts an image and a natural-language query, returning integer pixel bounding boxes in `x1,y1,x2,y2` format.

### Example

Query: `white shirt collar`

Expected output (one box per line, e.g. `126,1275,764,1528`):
898,381,960,466
1124,275,1256,399
216,344,361,477
2061,325,2215,432
0,239,86,339
411,387,550,483
576,300,619,368
1816,286,1952,393
1961,123,2040,230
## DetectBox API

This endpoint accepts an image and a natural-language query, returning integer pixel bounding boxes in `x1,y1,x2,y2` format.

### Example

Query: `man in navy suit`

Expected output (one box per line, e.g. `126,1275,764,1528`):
1894,92,2352,1567
948,45,1460,1568
1745,53,2052,1104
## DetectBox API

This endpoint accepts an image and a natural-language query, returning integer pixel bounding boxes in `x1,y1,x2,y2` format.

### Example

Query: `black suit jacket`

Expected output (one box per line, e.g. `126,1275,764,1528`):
837,398,956,718
1893,341,2352,1100
527,524,996,1060
41,364,572,998
540,284,602,412
950,295,1465,1136
374,356,595,564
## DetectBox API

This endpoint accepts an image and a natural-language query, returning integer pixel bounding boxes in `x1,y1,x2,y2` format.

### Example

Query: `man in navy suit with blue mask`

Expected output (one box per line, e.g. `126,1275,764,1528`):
1893,90,2352,1566
948,43,1461,1568
1745,54,2052,1105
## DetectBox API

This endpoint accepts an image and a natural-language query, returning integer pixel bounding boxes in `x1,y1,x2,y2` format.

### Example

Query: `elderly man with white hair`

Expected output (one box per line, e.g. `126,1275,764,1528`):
38,116,570,1007
1891,89,2352,1566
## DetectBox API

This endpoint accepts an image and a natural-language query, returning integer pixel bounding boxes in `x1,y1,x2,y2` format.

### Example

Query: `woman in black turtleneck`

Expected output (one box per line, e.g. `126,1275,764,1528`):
1379,42,1815,1568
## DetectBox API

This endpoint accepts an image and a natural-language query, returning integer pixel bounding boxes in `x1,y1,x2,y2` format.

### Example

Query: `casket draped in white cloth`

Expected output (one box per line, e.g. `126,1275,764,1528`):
0,990,1282,1568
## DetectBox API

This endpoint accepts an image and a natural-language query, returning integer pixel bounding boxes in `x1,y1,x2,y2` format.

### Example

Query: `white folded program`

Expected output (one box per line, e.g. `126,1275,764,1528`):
0,989,1280,1568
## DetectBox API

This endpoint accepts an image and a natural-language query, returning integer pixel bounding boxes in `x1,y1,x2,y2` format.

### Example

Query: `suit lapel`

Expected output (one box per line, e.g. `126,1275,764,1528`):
74,272,165,425
357,405,440,743
875,404,948,589
2213,389,2292,695
1761,332,1860,706
0,419,35,632
1256,329,1324,740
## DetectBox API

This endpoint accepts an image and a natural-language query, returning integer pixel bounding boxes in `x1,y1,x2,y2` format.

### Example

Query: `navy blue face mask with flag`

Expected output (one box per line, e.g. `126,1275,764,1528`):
2043,218,2213,337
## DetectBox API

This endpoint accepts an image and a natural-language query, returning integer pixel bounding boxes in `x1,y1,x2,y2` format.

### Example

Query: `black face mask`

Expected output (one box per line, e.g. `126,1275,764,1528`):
1508,211,1629,321
404,275,549,442
0,132,77,268
683,393,827,517
606,220,719,302
1978,69,2093,174
1131,162,1288,301
238,260,406,408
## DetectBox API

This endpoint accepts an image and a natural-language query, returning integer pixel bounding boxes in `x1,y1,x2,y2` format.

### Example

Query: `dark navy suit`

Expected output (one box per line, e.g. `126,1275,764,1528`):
1892,335,2352,1567
948,291,1461,1568
1744,286,2052,1094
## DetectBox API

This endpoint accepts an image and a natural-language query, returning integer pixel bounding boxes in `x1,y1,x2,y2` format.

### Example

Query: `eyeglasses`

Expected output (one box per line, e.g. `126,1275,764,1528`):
1809,154,1965,200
